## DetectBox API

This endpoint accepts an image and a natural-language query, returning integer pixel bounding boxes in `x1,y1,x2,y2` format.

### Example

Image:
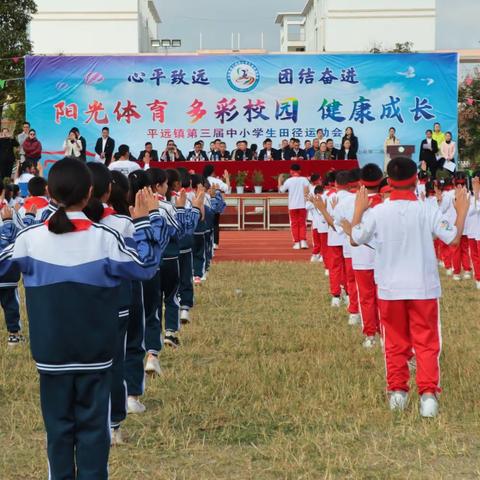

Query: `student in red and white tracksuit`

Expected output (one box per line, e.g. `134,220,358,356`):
351,157,469,417
342,164,384,346
466,173,480,288
278,164,311,249
307,175,324,262
449,175,472,280
306,184,328,264
331,173,360,323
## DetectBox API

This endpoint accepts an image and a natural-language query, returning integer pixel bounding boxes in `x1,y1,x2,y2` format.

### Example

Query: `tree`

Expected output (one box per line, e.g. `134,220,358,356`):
458,69,480,169
370,41,415,54
0,0,37,131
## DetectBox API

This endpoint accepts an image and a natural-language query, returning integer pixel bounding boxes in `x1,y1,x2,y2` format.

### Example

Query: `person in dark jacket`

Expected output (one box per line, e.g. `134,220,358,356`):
94,127,115,165
284,139,306,160
138,142,159,162
233,140,252,161
341,127,358,157
326,138,339,160
0,128,19,179
338,139,357,160
419,129,440,179
186,141,209,161
258,138,280,160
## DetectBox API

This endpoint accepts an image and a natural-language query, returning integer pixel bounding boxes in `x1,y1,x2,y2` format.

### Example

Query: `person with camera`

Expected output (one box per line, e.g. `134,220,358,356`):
63,130,83,158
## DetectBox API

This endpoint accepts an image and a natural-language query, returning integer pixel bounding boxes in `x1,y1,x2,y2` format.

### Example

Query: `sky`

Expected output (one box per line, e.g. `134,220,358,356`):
157,0,479,52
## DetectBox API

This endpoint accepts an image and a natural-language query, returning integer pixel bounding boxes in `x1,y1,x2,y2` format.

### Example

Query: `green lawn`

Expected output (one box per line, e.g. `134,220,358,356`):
1,261,479,479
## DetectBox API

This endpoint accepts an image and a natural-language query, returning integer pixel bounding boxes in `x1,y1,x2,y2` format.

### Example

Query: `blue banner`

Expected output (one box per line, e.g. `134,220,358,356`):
25,53,458,167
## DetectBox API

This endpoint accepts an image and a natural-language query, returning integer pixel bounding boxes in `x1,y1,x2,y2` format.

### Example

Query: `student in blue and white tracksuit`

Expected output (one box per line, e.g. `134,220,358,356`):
0,158,165,480
85,163,170,443
128,169,200,376
191,174,226,285
177,169,196,324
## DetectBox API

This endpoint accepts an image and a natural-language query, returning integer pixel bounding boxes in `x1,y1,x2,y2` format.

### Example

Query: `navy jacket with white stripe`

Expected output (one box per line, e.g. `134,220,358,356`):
0,210,168,375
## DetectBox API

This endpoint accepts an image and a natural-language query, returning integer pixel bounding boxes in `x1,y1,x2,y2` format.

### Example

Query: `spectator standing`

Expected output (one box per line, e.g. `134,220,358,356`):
21,129,42,167
341,127,358,157
384,127,400,172
17,121,30,163
0,128,19,180
94,127,115,165
63,131,83,158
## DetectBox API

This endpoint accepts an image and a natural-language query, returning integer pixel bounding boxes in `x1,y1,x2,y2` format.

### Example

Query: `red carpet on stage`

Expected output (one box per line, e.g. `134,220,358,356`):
214,230,313,262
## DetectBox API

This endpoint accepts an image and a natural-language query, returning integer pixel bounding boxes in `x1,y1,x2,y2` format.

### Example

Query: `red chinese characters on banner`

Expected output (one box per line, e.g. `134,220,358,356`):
187,99,206,124
113,100,141,124
147,100,168,123
54,101,79,124
84,100,109,124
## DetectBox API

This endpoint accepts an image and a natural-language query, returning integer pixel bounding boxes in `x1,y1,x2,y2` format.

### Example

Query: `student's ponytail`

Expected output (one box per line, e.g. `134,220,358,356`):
47,157,92,235
127,169,150,206
48,205,76,234
83,163,112,222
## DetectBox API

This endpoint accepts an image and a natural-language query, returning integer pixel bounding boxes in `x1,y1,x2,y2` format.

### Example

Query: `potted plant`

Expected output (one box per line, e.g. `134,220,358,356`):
235,171,248,194
252,170,264,193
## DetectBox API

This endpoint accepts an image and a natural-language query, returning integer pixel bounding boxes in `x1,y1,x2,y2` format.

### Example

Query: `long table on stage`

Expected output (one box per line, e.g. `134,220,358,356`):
149,160,359,191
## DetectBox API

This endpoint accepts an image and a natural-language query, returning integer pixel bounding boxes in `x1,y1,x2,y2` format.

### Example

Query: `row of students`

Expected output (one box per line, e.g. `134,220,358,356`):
0,156,229,477
307,158,472,418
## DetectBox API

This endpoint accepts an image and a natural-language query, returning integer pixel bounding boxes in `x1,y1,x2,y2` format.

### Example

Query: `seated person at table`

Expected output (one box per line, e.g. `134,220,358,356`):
316,128,325,142
307,139,320,159
258,138,280,161
187,140,209,161
210,138,222,161
304,140,312,153
138,141,159,162
285,139,306,160
338,139,357,160
160,140,184,162
218,141,231,160
314,142,329,160
326,138,339,160
233,140,252,161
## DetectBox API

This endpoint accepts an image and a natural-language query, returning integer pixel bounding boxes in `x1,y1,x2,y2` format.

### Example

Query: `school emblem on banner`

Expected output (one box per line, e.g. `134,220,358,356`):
226,61,259,92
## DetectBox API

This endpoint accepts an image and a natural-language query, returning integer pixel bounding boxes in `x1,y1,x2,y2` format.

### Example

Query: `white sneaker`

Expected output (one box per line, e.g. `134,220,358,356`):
419,393,439,418
201,272,208,282
463,271,472,280
445,268,453,276
362,336,376,348
292,242,301,250
300,240,309,249
331,297,341,308
452,274,461,281
476,281,480,290
310,254,321,263
213,243,219,250
111,428,124,446
348,313,361,326
438,260,445,268
389,391,408,411
180,309,191,324
145,354,162,375
127,396,146,414
324,269,329,277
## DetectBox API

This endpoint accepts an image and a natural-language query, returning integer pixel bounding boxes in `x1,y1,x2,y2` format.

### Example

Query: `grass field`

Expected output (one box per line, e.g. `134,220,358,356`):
1,261,480,479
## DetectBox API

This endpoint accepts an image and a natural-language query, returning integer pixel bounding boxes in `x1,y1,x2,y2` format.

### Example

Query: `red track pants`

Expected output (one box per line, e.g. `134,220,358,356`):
312,229,328,257
451,235,471,274
438,240,452,269
344,257,359,314
378,298,441,395
354,269,380,336
328,245,345,296
289,208,307,243
469,238,480,281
